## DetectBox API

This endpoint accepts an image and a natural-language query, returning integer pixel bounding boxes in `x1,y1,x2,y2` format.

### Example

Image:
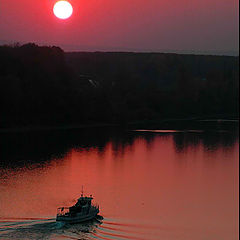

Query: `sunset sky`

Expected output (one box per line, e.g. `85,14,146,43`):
0,0,239,54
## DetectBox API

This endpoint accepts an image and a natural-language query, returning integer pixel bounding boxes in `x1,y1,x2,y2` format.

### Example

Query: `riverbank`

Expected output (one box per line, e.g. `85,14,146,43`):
0,123,118,133
0,118,238,133
128,118,239,131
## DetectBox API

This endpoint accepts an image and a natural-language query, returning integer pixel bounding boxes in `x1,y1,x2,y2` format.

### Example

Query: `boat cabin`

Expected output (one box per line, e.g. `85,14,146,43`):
57,194,95,217
69,195,93,215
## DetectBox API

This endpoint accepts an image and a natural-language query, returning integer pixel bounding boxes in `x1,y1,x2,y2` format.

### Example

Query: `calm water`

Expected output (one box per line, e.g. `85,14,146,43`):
0,128,238,240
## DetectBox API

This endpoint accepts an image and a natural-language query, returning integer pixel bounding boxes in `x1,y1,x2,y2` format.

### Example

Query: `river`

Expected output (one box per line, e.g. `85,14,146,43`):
0,127,238,240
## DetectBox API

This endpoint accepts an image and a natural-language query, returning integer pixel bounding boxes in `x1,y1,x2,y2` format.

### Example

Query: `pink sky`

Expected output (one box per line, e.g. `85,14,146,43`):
0,0,239,54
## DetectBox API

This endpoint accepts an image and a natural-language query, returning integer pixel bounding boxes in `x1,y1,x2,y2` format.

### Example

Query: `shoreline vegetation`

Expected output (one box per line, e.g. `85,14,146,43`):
0,43,239,131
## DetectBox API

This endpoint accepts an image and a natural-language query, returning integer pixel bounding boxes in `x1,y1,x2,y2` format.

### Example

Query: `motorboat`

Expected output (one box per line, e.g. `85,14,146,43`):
56,191,100,223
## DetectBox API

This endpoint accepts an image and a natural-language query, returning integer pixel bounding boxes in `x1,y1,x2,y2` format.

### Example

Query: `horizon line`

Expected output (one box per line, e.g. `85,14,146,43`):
0,39,239,57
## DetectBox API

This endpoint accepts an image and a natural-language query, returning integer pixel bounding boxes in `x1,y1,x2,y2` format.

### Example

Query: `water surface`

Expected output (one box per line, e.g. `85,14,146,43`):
0,128,238,240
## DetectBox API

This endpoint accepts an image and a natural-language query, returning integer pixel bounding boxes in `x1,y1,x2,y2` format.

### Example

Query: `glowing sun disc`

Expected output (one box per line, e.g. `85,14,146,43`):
53,1,73,19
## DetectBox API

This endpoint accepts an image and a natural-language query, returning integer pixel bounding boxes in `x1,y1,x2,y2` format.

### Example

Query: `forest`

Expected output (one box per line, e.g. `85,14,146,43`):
0,43,239,128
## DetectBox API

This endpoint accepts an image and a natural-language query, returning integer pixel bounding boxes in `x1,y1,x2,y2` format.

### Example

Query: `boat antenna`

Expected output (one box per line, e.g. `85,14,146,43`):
81,185,84,197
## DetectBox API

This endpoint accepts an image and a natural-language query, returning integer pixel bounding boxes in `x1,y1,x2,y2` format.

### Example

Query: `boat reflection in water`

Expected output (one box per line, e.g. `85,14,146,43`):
56,190,100,224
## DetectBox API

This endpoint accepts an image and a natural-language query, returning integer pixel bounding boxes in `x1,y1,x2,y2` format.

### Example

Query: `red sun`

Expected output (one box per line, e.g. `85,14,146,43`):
53,1,73,20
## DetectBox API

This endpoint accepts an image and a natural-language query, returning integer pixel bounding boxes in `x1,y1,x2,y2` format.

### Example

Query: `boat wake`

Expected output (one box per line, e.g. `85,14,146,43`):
0,216,103,240
0,216,163,240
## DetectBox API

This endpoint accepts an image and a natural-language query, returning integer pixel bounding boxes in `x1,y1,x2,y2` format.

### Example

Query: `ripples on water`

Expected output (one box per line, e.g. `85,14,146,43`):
0,127,238,240
0,217,167,240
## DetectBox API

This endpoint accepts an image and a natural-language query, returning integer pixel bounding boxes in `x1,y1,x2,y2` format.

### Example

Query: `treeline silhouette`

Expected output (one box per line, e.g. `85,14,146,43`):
0,43,239,128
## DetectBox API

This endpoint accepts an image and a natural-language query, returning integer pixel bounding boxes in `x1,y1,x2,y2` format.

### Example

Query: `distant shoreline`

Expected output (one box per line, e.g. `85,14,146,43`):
0,118,238,133
0,123,118,133
1,45,238,130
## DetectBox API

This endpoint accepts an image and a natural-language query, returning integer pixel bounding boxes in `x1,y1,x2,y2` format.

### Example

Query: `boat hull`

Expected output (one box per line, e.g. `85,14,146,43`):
56,211,99,223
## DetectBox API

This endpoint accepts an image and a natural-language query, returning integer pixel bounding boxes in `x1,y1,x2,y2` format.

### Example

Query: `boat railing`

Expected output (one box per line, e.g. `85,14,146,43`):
92,203,99,208
57,207,70,216
57,203,99,216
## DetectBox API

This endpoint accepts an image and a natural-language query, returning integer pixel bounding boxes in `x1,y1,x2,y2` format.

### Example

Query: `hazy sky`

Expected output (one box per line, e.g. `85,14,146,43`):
0,0,239,54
